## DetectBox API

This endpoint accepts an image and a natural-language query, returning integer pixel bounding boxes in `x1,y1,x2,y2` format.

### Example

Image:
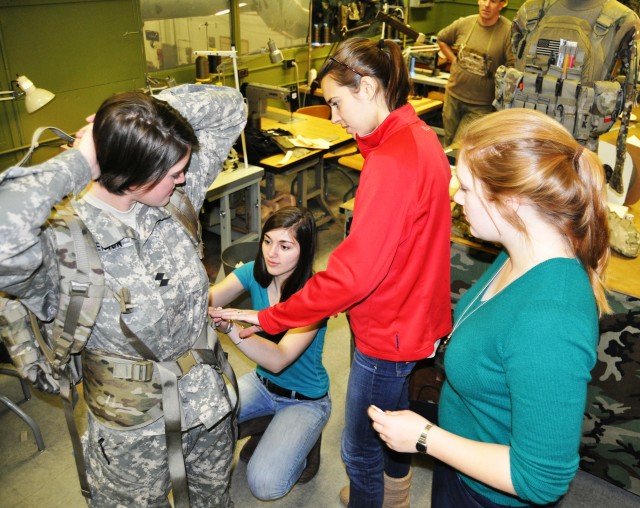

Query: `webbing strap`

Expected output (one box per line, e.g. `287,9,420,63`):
207,327,239,419
16,126,75,167
612,31,638,194
59,215,91,363
156,363,190,508
166,190,203,259
59,374,92,498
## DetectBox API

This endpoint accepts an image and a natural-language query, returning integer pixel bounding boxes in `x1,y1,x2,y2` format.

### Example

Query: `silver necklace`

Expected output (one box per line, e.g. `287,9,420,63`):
446,261,507,342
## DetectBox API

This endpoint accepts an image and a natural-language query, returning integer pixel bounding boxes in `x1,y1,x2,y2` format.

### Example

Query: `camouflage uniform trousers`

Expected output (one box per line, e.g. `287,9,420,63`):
442,91,495,148
83,412,235,508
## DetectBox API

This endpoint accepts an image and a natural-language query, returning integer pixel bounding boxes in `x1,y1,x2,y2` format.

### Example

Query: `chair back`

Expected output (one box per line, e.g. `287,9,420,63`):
297,104,331,120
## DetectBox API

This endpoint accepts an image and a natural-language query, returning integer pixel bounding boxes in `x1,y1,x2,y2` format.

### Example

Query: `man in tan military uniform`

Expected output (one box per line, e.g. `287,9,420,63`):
437,0,514,147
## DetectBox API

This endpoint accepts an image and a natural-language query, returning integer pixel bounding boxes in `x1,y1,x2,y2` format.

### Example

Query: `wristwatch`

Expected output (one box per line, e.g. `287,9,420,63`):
415,422,434,454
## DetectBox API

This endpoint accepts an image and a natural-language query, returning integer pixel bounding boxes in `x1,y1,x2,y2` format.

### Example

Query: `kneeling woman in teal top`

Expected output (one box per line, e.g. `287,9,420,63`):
369,108,611,507
209,206,330,501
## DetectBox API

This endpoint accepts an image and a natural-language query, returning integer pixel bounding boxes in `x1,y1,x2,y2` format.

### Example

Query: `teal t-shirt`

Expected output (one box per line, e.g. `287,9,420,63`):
440,251,598,506
234,261,329,398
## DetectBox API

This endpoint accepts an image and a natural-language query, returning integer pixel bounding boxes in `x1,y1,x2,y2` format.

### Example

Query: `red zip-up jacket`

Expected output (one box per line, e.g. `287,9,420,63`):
259,104,452,361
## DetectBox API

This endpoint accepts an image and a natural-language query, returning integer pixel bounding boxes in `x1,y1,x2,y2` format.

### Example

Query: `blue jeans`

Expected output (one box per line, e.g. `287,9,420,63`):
238,371,331,500
342,348,416,508
432,461,560,508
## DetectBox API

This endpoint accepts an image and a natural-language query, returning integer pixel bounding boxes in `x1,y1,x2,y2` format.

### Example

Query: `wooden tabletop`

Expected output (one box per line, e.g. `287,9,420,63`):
257,106,353,169
407,96,444,117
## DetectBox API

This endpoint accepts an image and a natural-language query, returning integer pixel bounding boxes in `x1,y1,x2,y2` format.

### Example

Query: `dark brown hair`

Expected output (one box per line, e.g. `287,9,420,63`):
254,206,317,302
93,91,198,195
317,37,411,111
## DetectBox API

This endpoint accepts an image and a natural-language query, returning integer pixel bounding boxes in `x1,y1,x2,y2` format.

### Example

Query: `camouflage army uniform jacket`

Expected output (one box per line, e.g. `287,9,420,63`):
0,84,247,434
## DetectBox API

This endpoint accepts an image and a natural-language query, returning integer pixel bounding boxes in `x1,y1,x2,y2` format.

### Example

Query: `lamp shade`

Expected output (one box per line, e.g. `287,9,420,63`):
268,38,283,64
16,75,55,113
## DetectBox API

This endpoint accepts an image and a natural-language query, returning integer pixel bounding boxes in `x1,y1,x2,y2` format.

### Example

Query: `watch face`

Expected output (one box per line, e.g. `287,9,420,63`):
416,442,427,454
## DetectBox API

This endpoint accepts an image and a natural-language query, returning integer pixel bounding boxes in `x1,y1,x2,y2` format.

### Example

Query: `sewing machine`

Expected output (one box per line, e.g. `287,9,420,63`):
243,82,301,124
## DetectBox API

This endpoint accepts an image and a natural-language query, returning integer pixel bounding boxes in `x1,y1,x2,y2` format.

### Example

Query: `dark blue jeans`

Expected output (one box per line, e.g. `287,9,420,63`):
432,461,560,508
341,348,416,508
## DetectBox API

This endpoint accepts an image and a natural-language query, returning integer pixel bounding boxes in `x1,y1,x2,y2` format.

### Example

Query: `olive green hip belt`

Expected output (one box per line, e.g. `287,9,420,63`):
82,348,217,429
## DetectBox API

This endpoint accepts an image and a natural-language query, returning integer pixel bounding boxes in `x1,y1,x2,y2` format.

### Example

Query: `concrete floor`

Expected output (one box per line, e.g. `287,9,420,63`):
1,164,639,507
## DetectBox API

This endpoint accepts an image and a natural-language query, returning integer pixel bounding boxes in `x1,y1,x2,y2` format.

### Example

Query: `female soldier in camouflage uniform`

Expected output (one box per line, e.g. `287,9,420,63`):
0,85,245,507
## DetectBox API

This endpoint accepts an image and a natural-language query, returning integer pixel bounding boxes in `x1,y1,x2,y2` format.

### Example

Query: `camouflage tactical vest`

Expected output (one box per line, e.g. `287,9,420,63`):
494,0,639,194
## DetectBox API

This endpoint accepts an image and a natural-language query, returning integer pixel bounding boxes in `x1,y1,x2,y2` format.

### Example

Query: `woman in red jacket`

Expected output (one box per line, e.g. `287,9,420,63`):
212,37,451,507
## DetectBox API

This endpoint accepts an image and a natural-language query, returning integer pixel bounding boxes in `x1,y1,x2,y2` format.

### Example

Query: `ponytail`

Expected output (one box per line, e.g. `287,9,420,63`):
460,109,611,314
573,148,610,313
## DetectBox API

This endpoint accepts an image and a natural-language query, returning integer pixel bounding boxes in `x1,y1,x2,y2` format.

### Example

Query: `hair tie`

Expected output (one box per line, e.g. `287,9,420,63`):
378,39,386,50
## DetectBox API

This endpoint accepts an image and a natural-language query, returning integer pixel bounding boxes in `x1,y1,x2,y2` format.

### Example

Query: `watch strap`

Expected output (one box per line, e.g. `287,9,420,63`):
415,422,434,454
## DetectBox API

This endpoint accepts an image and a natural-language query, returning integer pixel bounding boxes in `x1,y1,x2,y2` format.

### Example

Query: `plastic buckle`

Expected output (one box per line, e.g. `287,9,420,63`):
117,288,134,314
176,350,198,378
130,362,153,382
69,280,90,296
112,361,153,381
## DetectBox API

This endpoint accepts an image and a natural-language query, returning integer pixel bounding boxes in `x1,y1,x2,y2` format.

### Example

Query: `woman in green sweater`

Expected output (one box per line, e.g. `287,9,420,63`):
369,108,611,507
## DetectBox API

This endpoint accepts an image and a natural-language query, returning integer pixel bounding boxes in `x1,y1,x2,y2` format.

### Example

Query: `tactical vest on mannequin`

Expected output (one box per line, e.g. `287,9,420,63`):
494,0,639,195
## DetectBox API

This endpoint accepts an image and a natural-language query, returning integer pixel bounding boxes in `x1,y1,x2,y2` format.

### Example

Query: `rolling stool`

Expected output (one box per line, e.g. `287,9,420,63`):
0,366,46,452
238,415,322,483
335,152,364,202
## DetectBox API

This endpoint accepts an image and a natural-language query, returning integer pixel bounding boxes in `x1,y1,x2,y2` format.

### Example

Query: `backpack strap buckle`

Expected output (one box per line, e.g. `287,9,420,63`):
176,350,198,377
112,359,154,382
69,280,90,296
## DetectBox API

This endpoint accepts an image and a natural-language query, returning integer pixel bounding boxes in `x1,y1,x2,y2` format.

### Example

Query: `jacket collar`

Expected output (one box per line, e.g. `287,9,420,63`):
356,103,418,158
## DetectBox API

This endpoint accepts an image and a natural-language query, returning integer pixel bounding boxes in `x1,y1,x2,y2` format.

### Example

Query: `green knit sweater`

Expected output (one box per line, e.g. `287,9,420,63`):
440,251,598,506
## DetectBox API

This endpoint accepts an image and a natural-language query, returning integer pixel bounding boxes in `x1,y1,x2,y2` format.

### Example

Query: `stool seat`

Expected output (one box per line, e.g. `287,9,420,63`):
337,153,364,172
334,153,364,201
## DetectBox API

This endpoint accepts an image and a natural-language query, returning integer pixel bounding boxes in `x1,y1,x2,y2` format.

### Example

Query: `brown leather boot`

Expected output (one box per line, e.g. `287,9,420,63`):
297,434,322,483
382,469,412,508
339,471,412,507
339,484,349,506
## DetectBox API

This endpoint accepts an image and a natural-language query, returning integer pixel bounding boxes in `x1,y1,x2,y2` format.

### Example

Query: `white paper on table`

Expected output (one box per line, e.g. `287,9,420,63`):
627,134,640,147
288,135,331,150
277,150,294,165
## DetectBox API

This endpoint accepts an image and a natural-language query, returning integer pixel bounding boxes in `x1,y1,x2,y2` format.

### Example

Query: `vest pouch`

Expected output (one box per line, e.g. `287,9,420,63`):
494,65,524,109
539,74,560,112
547,64,564,79
512,86,527,108
574,84,595,141
590,80,622,136
555,102,577,133
566,66,582,81
82,349,163,429
519,71,540,108
494,65,507,108
457,45,491,77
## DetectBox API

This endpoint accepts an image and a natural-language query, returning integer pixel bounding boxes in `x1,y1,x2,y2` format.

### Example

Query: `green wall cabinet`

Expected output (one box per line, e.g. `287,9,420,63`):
0,0,146,169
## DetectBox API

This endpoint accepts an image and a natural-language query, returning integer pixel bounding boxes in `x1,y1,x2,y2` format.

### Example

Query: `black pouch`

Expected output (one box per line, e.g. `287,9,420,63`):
238,127,293,164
